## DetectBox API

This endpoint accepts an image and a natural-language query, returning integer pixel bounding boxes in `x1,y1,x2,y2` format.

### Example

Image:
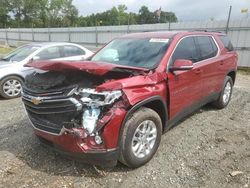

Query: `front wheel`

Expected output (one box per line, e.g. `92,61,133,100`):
212,76,233,109
0,76,23,99
119,107,162,168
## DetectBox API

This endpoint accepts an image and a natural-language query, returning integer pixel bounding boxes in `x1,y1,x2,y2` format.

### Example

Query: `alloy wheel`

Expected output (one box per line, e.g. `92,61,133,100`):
3,79,22,97
222,81,232,104
131,120,157,158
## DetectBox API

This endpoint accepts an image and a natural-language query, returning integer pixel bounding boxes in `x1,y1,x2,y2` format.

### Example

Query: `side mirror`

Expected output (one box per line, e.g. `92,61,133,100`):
170,59,193,72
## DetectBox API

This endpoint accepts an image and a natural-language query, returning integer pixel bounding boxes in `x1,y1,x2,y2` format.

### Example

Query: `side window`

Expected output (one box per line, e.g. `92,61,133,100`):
195,36,218,61
171,37,199,63
63,46,85,57
36,46,61,60
219,35,234,51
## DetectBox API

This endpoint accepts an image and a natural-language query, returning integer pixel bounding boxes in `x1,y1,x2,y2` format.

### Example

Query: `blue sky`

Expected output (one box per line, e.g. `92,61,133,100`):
73,0,250,21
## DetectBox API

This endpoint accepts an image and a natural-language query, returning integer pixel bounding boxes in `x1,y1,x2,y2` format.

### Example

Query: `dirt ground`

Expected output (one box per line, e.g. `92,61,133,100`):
0,72,249,188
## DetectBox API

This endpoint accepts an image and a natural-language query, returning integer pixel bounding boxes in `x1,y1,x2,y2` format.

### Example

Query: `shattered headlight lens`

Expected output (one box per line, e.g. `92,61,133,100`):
82,107,100,134
79,88,122,106
78,89,122,134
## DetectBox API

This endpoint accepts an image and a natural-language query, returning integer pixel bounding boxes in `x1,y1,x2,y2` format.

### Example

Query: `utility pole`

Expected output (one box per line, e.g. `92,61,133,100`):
225,5,232,34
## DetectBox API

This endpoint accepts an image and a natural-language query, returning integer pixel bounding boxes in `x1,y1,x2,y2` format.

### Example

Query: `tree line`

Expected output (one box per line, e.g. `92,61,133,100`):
0,0,177,28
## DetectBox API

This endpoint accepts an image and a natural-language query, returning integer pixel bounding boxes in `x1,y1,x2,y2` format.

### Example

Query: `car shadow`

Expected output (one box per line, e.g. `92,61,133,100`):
0,118,131,178
166,103,217,131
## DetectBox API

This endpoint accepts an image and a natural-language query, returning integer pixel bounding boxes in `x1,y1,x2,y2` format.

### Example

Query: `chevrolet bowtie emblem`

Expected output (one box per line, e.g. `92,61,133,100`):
31,97,42,105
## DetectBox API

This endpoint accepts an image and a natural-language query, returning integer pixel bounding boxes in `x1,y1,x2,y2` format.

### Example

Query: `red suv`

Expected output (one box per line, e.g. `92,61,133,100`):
22,31,237,168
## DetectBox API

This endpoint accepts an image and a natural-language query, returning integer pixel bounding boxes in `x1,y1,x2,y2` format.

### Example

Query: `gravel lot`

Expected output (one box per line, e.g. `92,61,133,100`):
0,72,250,188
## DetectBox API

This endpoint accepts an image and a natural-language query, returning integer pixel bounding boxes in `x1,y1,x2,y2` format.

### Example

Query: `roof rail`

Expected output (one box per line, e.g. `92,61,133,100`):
190,29,223,33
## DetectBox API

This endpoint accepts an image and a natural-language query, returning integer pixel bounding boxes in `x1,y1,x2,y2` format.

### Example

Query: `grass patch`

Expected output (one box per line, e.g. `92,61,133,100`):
0,47,14,55
238,68,250,75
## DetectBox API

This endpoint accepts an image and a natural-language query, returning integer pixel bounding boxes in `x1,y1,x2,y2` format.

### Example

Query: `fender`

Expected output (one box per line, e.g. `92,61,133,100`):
118,96,168,147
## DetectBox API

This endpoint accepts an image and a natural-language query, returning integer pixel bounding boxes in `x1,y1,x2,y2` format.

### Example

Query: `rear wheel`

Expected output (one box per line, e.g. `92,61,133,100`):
0,76,23,99
119,107,162,168
212,76,233,109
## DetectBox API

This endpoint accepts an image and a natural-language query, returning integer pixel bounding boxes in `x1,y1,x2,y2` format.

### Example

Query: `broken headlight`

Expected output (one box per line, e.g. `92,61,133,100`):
78,88,122,134
82,107,100,134
79,88,122,107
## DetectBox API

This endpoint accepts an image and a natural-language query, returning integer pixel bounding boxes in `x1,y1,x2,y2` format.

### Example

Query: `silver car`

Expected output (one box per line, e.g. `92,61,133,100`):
0,42,94,99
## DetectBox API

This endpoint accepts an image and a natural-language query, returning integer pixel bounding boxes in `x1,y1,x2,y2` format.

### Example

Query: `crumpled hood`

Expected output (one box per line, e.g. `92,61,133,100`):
96,72,166,91
26,60,148,76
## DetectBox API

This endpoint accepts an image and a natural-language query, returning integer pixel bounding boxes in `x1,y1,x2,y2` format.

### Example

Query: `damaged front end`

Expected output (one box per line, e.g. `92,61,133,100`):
22,69,129,166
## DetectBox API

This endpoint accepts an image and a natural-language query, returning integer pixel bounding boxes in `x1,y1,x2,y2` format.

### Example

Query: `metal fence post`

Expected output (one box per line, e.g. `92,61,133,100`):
48,27,51,42
32,28,34,41
5,28,8,46
18,28,21,41
226,6,232,34
95,26,98,47
68,28,71,42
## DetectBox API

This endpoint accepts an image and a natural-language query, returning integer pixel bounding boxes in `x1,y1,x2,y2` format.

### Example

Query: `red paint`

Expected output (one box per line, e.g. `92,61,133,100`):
26,31,238,162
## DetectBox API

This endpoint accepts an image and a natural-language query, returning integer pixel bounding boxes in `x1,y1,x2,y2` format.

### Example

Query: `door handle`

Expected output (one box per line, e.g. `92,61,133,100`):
194,68,202,74
220,61,224,65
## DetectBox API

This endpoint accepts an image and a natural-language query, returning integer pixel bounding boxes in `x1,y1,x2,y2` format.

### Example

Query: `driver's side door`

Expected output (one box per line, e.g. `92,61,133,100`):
167,36,204,120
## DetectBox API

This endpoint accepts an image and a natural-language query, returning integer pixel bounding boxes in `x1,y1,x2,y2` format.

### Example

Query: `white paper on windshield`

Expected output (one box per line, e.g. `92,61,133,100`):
149,38,169,43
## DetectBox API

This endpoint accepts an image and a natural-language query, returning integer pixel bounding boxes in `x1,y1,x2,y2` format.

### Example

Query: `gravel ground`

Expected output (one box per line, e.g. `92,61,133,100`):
0,72,249,188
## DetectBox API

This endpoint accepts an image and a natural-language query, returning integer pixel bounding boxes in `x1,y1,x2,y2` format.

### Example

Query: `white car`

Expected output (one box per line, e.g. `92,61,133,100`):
0,42,94,99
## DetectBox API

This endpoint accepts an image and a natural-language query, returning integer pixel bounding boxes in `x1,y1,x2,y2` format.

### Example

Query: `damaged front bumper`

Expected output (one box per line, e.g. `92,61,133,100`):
35,130,119,167
22,86,127,167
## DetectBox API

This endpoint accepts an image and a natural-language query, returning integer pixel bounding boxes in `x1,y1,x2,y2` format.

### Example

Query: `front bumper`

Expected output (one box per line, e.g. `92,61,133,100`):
37,135,119,167
35,129,119,167
29,106,127,167
22,87,127,167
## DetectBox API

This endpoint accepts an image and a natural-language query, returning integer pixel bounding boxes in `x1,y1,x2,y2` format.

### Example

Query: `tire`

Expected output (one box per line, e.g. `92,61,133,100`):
0,76,23,99
212,76,233,109
119,107,162,168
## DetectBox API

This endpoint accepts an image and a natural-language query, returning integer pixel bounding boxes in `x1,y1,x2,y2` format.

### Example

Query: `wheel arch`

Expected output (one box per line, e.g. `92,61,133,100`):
119,96,168,146
0,74,25,83
227,70,236,85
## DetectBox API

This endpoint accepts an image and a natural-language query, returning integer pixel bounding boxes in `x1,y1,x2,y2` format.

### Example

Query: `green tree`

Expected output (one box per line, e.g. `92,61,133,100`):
138,6,155,24
0,0,11,28
1,2,177,28
117,4,128,25
62,0,79,26
160,11,178,23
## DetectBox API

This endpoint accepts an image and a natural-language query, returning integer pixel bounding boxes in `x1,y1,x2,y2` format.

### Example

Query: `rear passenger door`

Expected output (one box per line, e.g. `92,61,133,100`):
61,45,86,60
36,46,62,60
194,36,221,96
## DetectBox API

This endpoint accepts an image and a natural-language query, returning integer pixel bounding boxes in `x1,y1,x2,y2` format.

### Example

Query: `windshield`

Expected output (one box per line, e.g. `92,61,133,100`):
91,38,170,69
2,45,40,62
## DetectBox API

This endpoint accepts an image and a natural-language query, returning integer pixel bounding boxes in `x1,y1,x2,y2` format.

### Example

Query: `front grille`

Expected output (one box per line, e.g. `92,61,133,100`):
22,85,77,99
23,88,82,134
23,98,77,114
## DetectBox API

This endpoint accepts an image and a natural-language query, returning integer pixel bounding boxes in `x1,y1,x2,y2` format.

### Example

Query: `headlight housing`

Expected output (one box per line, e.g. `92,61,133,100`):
79,88,122,134
79,88,122,107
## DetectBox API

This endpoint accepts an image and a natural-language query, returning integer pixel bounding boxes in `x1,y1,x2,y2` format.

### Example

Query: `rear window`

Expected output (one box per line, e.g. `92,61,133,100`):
195,36,218,61
219,35,234,51
63,46,85,57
